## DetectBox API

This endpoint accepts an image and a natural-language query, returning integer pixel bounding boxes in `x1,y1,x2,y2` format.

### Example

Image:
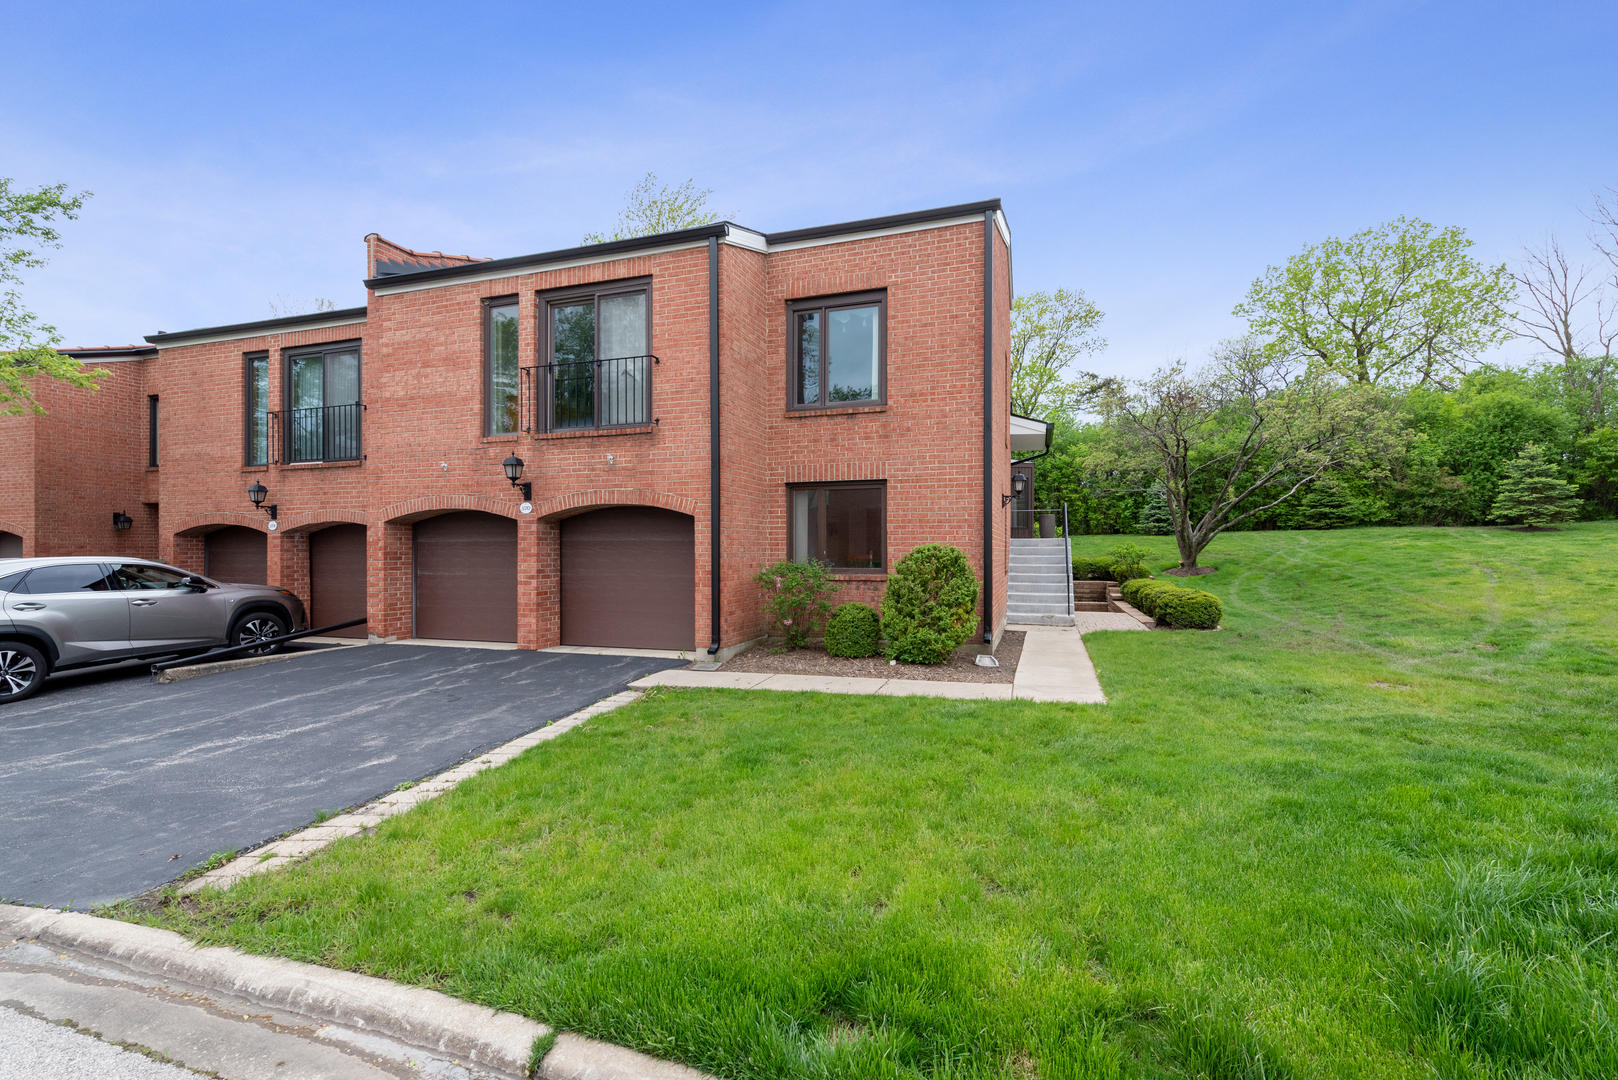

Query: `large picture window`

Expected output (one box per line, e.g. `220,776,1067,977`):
789,482,886,572
486,298,519,435
543,281,652,431
285,343,362,463
246,353,270,465
789,291,886,409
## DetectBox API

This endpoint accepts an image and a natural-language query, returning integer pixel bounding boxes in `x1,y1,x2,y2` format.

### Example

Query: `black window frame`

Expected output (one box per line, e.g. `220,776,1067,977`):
244,352,271,466
787,290,888,411
786,480,888,574
147,395,159,468
484,295,521,437
282,340,364,463
539,277,654,433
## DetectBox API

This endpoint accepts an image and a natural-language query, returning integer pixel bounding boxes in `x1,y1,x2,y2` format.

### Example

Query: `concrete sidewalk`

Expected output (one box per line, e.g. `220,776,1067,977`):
630,623,1132,704
1,905,708,1080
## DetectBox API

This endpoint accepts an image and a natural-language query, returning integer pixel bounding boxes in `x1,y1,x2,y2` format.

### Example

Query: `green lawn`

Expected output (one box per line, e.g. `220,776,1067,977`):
116,523,1618,1079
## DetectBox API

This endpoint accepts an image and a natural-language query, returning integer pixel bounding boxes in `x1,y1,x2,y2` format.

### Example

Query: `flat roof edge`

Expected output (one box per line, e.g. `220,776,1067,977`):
145,307,369,346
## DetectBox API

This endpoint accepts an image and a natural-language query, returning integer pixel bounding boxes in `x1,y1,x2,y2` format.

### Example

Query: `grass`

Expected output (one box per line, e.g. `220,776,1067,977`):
112,522,1618,1079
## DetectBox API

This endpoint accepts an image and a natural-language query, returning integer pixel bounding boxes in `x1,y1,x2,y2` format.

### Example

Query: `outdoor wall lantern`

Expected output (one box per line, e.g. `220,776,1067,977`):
247,482,279,530
1001,472,1027,507
112,511,133,531
502,455,533,511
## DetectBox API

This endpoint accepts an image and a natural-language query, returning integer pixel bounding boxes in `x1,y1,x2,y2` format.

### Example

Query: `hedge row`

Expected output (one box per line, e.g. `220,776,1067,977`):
1118,577,1223,629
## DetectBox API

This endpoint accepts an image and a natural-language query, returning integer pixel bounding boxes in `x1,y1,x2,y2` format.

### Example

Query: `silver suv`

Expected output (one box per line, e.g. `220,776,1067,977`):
0,558,308,703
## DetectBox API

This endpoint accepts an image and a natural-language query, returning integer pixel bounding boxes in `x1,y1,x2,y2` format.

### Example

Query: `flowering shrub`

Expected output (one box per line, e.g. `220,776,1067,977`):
752,560,839,648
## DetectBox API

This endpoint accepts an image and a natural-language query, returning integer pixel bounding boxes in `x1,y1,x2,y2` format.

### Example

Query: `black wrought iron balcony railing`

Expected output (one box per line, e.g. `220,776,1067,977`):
545,355,656,432
287,402,364,463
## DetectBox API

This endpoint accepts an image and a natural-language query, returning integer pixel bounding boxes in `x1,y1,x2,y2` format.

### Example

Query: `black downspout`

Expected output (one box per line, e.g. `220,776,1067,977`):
708,234,722,656
982,209,995,647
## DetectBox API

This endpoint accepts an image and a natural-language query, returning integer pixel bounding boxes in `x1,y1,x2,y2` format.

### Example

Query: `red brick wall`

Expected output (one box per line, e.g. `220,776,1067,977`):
0,359,158,561
14,213,1012,654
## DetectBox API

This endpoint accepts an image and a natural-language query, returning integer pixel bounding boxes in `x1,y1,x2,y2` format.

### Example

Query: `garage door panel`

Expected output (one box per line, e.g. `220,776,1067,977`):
561,507,694,650
310,524,368,637
413,512,517,642
205,526,267,585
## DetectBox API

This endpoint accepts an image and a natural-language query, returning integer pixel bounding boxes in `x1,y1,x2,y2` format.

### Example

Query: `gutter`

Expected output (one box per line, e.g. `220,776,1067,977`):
982,209,995,647
708,235,722,656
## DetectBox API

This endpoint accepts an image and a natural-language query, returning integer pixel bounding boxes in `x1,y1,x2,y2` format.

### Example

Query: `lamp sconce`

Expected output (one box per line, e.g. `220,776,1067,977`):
502,455,533,510
247,482,280,530
1000,472,1027,508
112,511,133,531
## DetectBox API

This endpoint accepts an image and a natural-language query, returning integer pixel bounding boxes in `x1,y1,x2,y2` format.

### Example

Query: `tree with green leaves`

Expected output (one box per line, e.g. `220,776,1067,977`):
582,174,728,245
2,178,104,415
1009,288,1107,421
1092,337,1404,570
1489,442,1581,527
1234,217,1515,390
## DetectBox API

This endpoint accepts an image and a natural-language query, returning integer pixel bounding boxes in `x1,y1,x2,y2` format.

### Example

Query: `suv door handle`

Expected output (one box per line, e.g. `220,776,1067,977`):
130,599,158,607
11,602,45,610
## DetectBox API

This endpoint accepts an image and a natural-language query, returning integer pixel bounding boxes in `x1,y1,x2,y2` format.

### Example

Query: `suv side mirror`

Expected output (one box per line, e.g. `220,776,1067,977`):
178,577,208,592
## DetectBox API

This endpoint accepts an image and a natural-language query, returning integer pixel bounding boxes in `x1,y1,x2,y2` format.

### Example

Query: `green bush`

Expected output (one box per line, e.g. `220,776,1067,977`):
823,603,881,658
1132,580,1181,617
752,560,839,648
1072,556,1116,580
1156,588,1223,629
882,544,980,664
1108,541,1154,582
1119,576,1161,610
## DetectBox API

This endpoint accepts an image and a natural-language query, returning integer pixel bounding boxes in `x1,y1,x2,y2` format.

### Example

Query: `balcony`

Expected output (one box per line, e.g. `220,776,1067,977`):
544,355,656,432
285,402,364,463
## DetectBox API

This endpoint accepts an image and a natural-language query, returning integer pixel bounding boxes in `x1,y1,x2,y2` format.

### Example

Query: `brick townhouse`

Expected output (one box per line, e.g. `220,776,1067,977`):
1,199,1054,657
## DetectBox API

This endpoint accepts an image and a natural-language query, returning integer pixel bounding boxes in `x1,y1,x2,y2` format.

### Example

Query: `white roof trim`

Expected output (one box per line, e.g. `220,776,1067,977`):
152,314,368,349
722,226,768,253
1010,412,1051,455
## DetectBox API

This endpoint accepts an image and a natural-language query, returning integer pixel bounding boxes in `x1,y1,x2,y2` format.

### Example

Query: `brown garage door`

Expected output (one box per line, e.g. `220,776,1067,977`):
561,507,694,649
205,526,267,584
310,523,368,637
413,511,517,642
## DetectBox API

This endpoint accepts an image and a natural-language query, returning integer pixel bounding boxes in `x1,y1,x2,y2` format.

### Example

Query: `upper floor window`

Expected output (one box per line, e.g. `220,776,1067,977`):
246,353,270,465
486,298,519,435
147,395,159,468
543,280,652,431
789,291,886,409
286,343,362,462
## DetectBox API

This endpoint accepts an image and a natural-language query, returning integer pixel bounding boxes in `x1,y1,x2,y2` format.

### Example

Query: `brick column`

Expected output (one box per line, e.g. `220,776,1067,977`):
532,517,561,649
371,519,412,641
171,535,204,574
270,529,311,611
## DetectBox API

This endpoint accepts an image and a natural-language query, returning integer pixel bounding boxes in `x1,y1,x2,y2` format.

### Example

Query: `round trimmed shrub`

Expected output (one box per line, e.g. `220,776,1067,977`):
881,544,980,664
1155,588,1223,629
1119,576,1160,609
1132,580,1180,617
824,603,881,658
1072,556,1116,581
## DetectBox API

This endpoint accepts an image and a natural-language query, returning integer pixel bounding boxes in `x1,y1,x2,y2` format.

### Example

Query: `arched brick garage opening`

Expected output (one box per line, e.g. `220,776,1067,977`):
561,507,694,649
413,511,517,642
204,526,267,584
309,523,368,637
0,531,21,558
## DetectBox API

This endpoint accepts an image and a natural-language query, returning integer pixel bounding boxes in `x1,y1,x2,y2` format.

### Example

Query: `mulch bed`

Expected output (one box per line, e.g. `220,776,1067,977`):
719,631,1025,684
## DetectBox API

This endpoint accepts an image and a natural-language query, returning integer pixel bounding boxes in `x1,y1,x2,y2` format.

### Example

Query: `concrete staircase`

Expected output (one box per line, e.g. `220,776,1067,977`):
1007,538,1074,626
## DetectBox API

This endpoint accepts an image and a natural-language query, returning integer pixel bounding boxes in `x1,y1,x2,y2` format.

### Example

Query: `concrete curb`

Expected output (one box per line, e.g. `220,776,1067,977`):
0,904,707,1080
152,642,360,683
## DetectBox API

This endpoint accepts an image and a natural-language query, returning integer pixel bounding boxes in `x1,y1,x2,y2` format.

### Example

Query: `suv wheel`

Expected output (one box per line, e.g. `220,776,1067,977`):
231,612,288,655
0,642,47,703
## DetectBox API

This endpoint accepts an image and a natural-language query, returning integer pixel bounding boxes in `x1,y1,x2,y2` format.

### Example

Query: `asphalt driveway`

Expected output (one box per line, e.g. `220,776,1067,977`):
0,645,687,908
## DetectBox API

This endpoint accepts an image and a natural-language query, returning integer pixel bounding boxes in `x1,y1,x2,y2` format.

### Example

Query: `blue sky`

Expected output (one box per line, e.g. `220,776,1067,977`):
6,0,1617,378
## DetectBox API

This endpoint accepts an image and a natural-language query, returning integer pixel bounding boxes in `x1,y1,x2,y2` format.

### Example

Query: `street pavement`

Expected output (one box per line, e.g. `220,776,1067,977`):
0,645,685,907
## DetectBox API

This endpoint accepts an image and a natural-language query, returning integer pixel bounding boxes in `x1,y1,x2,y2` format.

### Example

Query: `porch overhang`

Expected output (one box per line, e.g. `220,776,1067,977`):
1010,412,1053,458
